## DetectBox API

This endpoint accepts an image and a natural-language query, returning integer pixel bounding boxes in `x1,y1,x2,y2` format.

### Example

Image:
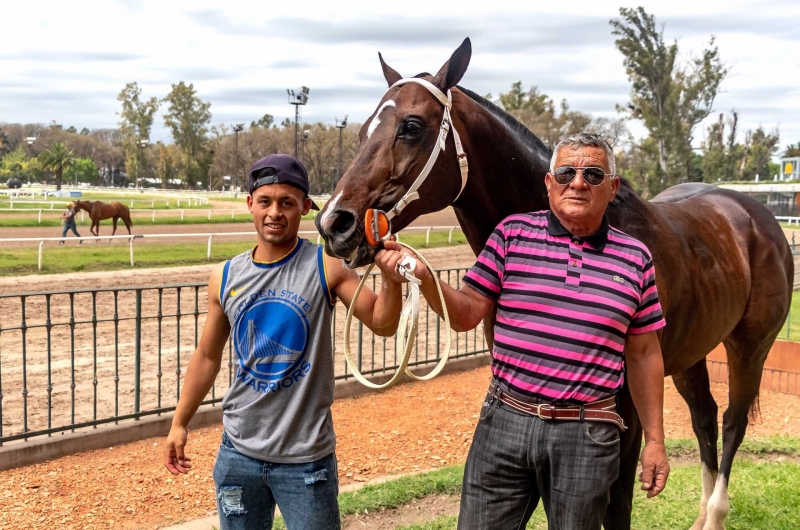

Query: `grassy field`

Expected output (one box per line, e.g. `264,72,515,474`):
0,211,320,228
266,437,800,530
0,229,468,276
397,459,800,529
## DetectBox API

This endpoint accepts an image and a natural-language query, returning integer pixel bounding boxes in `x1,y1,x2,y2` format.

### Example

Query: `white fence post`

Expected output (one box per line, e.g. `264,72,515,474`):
207,235,213,260
151,200,155,208
80,210,84,223
426,227,432,246
38,210,42,224
38,241,44,271
177,199,181,207
129,237,135,266
9,201,12,209
208,209,212,220
181,210,185,221
448,226,455,244
130,200,133,207
316,234,321,245
231,209,235,219
50,202,54,210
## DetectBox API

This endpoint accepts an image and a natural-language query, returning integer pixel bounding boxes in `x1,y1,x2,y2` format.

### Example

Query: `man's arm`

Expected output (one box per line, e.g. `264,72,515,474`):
625,331,669,498
378,241,494,333
163,263,231,475
326,254,404,336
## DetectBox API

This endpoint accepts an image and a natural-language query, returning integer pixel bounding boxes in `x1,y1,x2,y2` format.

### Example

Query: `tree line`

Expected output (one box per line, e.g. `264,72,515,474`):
0,6,792,196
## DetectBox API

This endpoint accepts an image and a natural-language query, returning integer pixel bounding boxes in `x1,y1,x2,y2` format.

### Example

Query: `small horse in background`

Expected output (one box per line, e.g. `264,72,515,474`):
73,200,133,238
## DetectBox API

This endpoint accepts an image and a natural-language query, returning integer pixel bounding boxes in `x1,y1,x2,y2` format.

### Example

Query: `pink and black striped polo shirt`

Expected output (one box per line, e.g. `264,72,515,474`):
464,210,666,405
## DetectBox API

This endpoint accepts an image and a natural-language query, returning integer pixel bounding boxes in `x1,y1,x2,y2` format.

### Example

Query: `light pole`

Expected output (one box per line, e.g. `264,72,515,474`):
137,139,149,189
232,122,244,191
287,86,310,158
302,129,311,167
335,115,348,188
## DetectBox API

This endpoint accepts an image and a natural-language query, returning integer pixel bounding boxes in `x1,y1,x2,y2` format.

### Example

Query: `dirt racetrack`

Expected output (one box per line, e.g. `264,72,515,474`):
0,243,481,440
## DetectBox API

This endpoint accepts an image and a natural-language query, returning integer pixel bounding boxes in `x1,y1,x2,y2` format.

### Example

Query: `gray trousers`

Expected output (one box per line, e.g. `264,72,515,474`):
457,397,621,530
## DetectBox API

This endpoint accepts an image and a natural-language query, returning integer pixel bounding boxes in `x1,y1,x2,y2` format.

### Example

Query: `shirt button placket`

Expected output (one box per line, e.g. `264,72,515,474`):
567,239,582,288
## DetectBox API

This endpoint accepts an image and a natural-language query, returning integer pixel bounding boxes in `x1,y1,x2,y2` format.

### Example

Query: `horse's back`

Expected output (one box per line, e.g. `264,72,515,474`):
630,182,792,372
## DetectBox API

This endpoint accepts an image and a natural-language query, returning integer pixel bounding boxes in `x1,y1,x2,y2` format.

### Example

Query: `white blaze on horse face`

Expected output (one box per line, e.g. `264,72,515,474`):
704,474,730,530
319,192,341,229
366,100,396,139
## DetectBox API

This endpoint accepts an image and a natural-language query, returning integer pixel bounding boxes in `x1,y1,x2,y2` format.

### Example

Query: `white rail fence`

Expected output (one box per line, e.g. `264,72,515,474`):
0,226,464,271
0,197,207,209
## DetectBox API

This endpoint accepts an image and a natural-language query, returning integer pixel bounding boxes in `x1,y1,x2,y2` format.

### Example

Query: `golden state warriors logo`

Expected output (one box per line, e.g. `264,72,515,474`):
233,292,312,393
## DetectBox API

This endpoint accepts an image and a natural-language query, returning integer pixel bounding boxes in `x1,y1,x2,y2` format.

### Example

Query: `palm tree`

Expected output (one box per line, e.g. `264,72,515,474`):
784,143,800,158
38,142,76,191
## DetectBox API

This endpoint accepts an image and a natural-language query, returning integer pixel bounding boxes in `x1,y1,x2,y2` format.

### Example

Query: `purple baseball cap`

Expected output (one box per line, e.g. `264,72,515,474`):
247,153,320,210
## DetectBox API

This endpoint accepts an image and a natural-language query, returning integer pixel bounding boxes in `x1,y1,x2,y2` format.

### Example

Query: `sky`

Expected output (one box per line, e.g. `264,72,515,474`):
2,0,799,153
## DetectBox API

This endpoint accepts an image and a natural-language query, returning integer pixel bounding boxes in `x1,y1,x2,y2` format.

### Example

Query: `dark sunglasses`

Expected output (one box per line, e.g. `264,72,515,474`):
551,166,611,186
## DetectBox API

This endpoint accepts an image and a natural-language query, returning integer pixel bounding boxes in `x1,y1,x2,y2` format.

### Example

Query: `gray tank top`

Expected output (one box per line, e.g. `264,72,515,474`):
219,238,336,463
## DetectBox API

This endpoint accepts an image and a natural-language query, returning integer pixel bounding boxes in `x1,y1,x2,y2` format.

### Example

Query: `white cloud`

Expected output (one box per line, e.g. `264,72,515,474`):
1,0,798,153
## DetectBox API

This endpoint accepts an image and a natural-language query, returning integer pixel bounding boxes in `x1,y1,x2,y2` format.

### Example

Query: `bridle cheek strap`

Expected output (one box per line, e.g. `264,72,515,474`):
365,78,469,245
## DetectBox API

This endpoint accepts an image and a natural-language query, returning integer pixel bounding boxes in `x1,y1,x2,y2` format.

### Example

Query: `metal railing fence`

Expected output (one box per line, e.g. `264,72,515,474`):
0,267,487,444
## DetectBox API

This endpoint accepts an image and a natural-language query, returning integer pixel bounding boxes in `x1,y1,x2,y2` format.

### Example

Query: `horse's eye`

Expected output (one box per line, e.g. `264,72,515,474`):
403,121,422,136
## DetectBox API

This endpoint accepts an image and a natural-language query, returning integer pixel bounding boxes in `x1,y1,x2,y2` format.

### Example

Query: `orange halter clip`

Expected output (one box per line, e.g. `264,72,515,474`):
364,208,391,246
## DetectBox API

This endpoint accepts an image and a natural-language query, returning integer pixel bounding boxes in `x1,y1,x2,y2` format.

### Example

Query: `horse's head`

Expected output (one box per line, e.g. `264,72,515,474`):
316,38,472,267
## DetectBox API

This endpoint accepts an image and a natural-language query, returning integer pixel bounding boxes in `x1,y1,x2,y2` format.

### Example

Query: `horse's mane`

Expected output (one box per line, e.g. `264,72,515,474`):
457,86,553,158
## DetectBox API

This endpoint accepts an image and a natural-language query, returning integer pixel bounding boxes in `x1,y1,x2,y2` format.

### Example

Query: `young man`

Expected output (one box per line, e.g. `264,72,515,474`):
163,154,409,529
60,202,82,244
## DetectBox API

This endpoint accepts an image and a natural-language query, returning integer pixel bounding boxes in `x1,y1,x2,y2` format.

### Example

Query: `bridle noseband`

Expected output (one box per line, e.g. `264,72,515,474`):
365,78,469,246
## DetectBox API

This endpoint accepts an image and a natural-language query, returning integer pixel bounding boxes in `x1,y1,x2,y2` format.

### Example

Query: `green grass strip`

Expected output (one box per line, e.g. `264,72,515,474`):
272,466,464,530
0,230,468,277
665,436,800,458
395,460,800,530
0,212,318,227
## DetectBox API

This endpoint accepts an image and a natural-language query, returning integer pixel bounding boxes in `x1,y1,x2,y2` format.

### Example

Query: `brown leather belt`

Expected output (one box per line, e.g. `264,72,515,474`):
488,381,627,431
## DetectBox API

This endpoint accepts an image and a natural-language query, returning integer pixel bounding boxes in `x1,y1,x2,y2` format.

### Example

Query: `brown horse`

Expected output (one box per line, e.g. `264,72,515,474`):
73,200,133,238
317,39,793,530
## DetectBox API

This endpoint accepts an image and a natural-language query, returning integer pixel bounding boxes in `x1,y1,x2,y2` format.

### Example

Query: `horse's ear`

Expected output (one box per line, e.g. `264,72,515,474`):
432,37,472,93
379,52,403,87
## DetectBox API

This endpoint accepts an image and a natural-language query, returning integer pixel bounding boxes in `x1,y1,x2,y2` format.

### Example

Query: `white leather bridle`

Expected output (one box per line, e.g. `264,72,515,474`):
368,78,469,243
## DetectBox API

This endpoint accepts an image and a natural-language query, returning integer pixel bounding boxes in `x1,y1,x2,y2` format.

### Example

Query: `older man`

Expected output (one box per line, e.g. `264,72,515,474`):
382,133,669,529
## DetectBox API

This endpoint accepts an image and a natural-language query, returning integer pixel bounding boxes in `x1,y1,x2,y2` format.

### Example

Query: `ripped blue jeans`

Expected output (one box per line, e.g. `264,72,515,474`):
213,431,340,530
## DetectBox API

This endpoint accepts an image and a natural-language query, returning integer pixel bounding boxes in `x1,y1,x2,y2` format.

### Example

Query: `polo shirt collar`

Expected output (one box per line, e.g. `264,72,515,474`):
546,210,609,250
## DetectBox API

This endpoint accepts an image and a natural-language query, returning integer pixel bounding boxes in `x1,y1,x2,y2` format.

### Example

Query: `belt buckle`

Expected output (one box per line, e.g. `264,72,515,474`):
536,403,552,420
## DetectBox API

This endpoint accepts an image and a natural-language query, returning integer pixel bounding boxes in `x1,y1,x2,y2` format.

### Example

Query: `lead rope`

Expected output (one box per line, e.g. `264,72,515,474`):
342,241,451,390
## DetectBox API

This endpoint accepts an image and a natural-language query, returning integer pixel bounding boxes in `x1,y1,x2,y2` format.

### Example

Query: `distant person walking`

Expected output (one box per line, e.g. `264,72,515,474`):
60,202,82,244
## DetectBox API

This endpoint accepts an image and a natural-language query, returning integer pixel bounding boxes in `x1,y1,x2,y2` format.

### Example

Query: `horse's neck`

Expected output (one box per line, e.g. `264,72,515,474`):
605,181,658,241
451,96,551,254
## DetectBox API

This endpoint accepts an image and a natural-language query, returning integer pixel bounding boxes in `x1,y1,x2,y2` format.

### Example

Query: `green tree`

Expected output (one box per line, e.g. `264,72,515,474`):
162,81,212,187
610,6,728,192
0,128,9,157
38,142,76,190
702,112,779,182
784,143,800,158
250,113,275,129
118,82,160,187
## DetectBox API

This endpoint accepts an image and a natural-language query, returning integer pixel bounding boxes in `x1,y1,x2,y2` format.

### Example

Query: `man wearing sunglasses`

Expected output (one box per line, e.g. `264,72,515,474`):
381,133,669,529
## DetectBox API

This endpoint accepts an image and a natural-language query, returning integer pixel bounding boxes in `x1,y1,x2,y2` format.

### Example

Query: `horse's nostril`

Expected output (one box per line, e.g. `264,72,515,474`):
328,210,357,237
